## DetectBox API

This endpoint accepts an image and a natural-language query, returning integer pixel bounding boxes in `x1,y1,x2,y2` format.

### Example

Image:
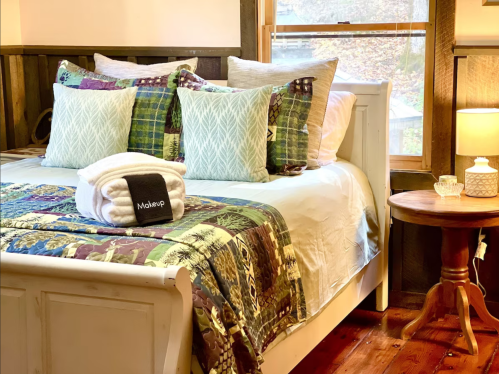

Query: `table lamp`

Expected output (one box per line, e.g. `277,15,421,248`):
456,108,499,197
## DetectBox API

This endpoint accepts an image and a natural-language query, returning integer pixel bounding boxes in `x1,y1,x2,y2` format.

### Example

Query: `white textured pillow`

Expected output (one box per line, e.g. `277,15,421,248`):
94,53,198,79
318,91,357,166
42,84,137,169
227,56,338,170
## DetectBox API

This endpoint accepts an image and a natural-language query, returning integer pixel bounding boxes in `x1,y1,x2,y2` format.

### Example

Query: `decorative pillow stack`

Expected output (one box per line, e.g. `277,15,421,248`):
176,70,314,176
43,54,341,184
55,59,192,159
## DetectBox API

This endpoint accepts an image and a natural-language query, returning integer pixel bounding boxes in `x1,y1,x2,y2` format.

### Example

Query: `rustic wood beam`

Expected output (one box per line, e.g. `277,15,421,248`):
241,0,258,60
430,0,456,178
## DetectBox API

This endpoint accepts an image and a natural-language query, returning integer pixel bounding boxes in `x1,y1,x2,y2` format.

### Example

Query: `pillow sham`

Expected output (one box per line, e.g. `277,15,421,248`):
42,84,137,169
56,60,179,159
318,91,357,166
176,70,314,175
227,56,338,170
94,53,198,79
177,85,272,183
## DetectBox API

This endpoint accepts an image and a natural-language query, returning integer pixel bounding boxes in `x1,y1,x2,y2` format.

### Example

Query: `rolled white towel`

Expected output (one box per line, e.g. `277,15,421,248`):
75,153,187,226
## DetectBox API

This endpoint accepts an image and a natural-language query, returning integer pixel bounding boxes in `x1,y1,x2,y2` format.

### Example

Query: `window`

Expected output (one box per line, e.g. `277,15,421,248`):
258,0,436,170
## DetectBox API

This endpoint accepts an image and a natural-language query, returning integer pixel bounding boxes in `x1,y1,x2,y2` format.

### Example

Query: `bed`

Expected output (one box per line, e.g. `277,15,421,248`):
0,80,392,374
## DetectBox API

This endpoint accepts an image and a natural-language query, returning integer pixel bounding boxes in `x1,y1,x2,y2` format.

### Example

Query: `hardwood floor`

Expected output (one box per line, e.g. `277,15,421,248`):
290,308,499,374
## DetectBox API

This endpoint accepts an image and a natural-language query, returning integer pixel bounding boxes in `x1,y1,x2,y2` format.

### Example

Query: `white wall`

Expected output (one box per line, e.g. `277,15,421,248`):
1,0,22,45
18,0,240,47
455,0,499,45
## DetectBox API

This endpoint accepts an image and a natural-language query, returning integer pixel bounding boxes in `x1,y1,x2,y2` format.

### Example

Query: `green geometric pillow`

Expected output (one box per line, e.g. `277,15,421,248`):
42,84,137,169
55,60,180,159
177,70,314,175
177,85,273,183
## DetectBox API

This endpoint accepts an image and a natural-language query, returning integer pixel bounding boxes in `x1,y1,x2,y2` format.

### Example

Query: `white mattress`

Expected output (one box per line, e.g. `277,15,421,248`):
1,158,379,317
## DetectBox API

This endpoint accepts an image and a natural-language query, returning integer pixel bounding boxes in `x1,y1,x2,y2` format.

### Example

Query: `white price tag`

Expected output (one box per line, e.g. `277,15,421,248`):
475,242,487,261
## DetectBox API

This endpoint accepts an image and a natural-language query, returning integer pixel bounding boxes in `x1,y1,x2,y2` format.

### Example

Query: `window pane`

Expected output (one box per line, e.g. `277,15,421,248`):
276,0,429,24
272,31,426,155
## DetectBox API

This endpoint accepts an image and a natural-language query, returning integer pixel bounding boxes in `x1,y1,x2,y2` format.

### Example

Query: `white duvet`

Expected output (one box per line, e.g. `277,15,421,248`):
1,158,379,317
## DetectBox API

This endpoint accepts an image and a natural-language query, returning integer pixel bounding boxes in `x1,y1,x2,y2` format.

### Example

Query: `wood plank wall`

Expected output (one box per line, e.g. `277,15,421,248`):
0,46,242,151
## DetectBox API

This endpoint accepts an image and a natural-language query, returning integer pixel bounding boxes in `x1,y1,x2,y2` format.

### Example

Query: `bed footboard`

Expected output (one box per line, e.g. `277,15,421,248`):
0,253,192,374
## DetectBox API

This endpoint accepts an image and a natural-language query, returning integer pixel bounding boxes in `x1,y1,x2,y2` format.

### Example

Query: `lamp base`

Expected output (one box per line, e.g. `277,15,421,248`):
465,157,498,198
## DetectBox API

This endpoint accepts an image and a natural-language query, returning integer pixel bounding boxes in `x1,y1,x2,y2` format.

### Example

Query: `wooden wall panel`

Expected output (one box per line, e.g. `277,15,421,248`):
4,55,28,149
37,55,53,110
400,222,441,293
195,57,222,80
466,56,499,107
0,59,7,151
23,55,41,143
78,56,89,71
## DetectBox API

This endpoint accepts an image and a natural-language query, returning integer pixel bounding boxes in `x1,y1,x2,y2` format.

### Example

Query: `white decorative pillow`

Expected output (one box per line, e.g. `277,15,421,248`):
318,91,357,166
94,53,198,79
42,84,137,169
177,85,272,183
227,56,338,170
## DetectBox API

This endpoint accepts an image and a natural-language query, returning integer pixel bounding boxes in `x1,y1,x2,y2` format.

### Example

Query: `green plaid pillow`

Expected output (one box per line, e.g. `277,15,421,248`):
177,70,314,175
56,60,180,159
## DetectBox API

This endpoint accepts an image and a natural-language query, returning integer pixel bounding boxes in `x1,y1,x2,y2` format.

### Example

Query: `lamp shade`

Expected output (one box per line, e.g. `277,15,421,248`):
456,108,499,156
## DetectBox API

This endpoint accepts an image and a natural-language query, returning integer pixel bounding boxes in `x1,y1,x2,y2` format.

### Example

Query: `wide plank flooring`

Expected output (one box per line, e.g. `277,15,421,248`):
291,308,499,374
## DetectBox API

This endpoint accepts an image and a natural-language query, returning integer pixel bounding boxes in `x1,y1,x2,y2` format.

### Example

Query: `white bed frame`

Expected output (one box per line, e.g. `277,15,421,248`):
1,80,392,374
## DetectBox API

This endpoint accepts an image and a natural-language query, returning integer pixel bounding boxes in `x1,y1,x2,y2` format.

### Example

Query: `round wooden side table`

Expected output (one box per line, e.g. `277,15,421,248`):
388,190,499,355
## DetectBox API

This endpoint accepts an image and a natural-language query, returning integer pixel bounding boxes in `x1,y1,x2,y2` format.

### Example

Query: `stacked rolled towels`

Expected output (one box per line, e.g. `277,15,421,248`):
75,152,186,226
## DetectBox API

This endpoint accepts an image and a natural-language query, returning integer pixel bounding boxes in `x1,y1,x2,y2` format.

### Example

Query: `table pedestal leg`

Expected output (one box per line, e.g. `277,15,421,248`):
400,227,499,356
401,283,441,340
469,283,499,333
456,285,478,355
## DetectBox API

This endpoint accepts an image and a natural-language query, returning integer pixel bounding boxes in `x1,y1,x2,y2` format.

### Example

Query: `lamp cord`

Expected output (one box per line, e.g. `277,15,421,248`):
473,227,487,298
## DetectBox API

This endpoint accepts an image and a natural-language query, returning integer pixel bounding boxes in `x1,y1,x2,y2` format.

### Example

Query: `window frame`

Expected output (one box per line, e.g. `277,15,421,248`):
258,0,436,170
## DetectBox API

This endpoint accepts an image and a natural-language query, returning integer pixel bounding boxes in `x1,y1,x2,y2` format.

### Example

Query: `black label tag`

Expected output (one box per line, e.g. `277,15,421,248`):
123,173,173,225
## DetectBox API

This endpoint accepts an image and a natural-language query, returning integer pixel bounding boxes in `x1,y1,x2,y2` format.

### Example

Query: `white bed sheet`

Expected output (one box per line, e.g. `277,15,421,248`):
1,158,379,317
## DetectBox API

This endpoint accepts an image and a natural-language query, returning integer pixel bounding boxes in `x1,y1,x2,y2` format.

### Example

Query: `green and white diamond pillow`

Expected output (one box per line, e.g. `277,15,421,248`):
177,85,272,182
42,84,137,169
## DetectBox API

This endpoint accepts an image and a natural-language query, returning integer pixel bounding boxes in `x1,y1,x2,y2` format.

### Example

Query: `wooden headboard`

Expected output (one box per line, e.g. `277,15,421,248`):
0,46,242,151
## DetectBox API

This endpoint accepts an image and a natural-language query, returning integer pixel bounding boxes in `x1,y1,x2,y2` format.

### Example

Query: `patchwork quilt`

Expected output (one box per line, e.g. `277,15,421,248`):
0,182,306,374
